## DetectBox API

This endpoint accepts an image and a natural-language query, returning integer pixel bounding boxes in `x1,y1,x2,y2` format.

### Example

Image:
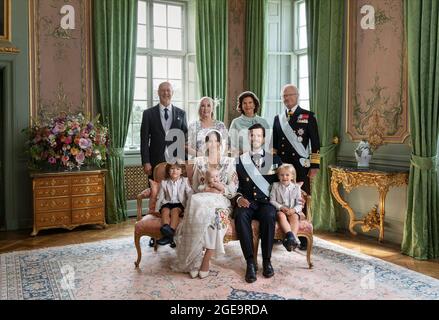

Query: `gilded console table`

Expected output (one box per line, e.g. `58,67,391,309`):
329,164,409,242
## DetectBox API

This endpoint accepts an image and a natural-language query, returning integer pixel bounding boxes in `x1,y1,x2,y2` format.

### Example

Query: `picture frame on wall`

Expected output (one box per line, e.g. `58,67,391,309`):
0,0,11,41
345,0,409,147
0,0,5,38
0,0,19,54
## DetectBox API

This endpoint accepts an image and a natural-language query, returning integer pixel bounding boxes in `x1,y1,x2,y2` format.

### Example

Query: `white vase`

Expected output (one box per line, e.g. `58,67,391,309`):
355,152,372,168
355,141,372,168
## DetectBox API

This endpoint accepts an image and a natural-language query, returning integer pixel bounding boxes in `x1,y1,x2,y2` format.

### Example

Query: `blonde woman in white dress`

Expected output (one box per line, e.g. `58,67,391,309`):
187,96,228,159
173,130,238,279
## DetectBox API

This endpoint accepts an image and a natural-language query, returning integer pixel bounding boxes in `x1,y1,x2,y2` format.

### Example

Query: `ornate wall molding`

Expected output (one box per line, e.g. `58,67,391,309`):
346,0,409,144
29,0,92,122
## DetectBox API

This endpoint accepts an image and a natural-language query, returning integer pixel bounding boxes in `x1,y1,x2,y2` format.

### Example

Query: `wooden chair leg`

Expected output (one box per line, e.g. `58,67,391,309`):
253,237,259,267
136,195,144,222
154,238,158,252
306,235,313,269
134,232,142,268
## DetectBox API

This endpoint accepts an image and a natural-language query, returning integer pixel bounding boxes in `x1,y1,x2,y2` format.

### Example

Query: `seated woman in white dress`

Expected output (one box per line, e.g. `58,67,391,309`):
187,97,228,159
172,130,238,279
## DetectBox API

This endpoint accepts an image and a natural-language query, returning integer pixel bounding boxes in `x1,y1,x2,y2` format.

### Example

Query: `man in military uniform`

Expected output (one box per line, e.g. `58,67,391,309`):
273,84,320,193
234,123,283,283
273,84,320,249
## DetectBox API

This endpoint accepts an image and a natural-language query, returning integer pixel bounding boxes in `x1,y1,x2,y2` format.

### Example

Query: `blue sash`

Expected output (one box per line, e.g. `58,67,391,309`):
240,153,270,197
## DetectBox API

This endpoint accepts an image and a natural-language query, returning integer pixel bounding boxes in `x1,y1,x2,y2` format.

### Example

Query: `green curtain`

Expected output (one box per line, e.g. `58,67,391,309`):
306,0,345,231
402,0,439,259
245,0,268,113
93,0,138,224
196,0,228,121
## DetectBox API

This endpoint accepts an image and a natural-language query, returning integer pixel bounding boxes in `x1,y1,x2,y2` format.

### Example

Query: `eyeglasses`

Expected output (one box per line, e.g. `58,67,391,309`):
282,93,298,98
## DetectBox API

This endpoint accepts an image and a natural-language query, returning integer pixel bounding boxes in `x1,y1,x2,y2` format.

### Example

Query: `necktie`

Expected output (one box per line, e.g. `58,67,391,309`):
164,108,169,121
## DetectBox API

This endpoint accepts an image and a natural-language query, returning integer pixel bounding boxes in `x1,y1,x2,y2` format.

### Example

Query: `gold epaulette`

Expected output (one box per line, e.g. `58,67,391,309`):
310,152,320,164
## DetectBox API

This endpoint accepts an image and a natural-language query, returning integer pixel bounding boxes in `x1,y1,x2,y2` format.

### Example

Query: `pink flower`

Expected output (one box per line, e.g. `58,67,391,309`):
81,129,90,138
64,136,72,145
79,138,92,150
52,123,65,134
75,151,85,164
71,122,80,130
48,157,56,164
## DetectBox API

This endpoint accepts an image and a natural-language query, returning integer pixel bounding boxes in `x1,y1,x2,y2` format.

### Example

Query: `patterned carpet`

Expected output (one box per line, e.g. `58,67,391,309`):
1,236,438,300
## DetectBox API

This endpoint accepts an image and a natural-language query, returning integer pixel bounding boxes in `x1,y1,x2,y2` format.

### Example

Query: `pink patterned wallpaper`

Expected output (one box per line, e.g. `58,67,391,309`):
346,0,408,144
30,0,92,121
227,0,246,126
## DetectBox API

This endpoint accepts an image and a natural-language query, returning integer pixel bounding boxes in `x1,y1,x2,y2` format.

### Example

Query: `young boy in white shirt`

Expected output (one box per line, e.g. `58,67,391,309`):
269,164,305,251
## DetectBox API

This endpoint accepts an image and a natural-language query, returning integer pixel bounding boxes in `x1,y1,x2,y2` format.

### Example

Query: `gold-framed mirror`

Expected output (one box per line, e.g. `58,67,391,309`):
0,0,19,54
0,0,10,41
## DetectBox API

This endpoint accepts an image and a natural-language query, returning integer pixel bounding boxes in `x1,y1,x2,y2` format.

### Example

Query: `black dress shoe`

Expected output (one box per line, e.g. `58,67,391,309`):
262,260,274,278
298,237,307,251
157,236,171,245
245,263,257,283
160,224,175,237
282,238,292,252
282,235,299,252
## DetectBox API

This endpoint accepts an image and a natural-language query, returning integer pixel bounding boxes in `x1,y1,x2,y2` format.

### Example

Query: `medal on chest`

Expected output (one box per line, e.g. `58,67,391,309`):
297,114,309,124
297,128,305,143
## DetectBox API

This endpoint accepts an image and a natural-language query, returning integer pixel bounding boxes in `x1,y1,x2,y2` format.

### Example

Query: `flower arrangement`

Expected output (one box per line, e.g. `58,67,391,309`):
23,113,109,170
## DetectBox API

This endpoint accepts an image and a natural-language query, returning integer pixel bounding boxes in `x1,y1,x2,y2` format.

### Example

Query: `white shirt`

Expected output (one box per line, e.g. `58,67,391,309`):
250,149,264,156
160,104,173,132
286,104,299,116
169,178,182,203
250,149,264,167
280,183,294,208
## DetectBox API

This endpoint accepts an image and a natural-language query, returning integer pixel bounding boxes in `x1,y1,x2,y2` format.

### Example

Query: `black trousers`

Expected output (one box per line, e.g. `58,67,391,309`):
234,200,276,262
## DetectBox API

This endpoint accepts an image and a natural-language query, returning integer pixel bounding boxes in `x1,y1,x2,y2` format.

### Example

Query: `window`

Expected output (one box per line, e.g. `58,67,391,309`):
125,0,198,152
263,0,309,124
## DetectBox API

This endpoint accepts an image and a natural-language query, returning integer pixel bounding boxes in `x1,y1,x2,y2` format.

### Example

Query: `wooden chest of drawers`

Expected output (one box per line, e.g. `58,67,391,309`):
30,169,107,236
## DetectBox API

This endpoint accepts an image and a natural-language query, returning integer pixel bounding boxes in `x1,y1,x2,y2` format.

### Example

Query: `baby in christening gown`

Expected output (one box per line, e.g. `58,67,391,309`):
172,156,237,279
197,168,224,194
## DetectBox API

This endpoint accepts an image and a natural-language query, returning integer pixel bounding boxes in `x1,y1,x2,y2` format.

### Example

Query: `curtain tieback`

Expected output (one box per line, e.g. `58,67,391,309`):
108,148,124,157
319,139,339,158
410,154,437,170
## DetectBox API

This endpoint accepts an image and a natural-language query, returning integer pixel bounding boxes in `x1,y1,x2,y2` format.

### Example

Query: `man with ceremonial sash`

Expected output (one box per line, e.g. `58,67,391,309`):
273,84,320,194
234,123,283,283
273,84,320,250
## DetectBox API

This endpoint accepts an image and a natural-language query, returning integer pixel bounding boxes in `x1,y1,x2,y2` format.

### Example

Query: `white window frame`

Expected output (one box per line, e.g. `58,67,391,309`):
125,0,197,153
264,0,309,122
294,0,309,110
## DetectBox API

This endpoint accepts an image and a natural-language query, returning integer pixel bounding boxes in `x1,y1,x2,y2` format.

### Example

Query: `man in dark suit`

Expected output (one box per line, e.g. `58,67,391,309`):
273,84,320,250
140,82,188,177
234,123,283,283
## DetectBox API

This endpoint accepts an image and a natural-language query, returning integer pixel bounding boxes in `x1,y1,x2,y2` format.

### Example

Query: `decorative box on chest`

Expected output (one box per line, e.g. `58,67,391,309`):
30,169,107,236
